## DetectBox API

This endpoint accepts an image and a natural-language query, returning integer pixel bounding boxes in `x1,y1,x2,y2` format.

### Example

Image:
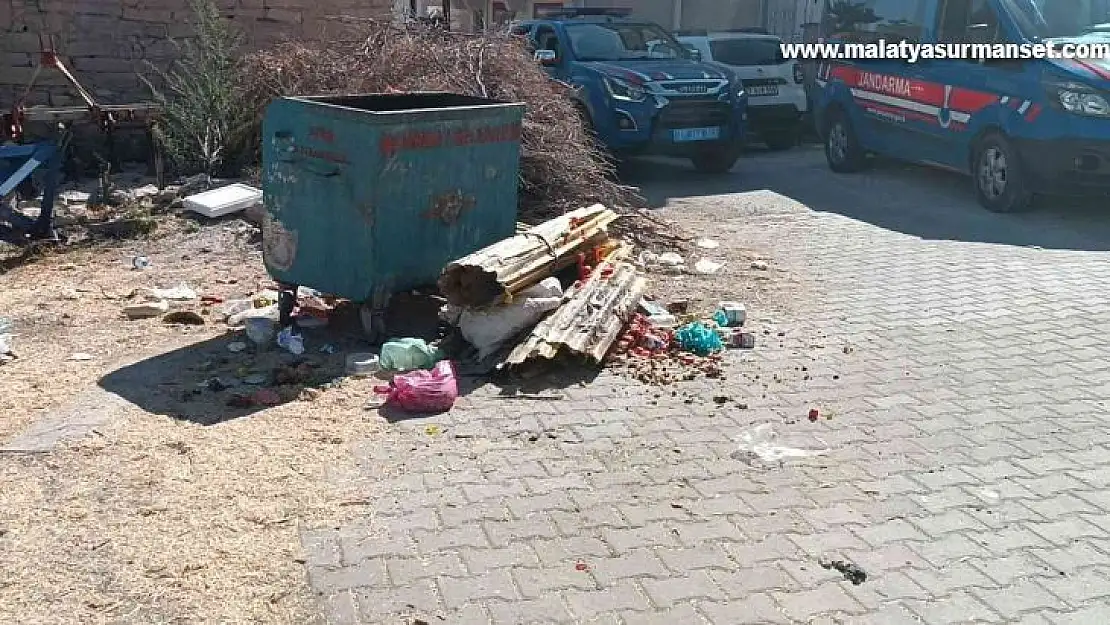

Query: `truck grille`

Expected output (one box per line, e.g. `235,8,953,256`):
657,100,731,129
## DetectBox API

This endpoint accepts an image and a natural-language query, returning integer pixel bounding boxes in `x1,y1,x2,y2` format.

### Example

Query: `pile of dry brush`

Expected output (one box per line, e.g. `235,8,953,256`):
238,20,688,250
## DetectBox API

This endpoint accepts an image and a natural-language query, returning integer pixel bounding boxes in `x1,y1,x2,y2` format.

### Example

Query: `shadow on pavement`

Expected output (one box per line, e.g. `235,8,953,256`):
621,146,1110,252
98,333,353,425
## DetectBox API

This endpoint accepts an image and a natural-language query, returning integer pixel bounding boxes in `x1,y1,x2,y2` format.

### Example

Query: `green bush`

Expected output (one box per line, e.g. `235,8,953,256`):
143,0,254,178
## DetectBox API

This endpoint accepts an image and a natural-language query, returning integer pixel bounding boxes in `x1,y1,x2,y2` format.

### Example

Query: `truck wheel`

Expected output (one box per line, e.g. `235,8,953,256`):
764,130,796,151
824,108,866,173
691,144,740,174
972,133,1033,213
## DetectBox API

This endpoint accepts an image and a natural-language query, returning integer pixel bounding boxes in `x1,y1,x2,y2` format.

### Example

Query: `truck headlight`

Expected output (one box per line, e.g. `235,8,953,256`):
603,77,647,103
1047,81,1110,117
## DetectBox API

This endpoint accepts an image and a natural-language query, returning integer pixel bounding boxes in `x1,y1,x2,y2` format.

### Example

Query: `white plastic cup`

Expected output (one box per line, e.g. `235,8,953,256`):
347,353,381,377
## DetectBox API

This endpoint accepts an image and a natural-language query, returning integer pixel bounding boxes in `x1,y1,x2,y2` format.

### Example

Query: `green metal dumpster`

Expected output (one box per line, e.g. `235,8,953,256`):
260,92,525,333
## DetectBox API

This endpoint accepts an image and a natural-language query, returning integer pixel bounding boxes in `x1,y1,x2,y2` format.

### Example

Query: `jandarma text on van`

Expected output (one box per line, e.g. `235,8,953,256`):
780,40,1110,62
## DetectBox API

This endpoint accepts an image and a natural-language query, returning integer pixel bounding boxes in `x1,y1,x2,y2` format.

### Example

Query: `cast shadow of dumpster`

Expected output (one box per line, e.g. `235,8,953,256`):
97,333,352,426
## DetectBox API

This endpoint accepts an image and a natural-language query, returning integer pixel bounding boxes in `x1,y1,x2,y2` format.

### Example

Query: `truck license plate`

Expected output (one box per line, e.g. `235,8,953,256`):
747,85,779,97
672,126,720,142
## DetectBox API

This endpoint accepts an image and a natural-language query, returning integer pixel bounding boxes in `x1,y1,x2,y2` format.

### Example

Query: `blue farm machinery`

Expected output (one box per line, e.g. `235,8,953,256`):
1,37,161,245
260,93,525,341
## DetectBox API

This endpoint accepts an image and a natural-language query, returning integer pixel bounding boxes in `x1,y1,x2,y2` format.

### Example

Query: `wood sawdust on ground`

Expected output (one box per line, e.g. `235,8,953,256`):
0,217,388,624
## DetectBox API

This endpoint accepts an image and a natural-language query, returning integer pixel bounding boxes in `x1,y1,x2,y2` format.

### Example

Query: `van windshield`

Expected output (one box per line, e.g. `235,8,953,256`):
565,22,693,61
1007,0,1110,40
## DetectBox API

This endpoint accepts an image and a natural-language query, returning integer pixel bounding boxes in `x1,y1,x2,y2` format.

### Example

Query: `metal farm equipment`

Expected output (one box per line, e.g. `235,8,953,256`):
1,37,161,245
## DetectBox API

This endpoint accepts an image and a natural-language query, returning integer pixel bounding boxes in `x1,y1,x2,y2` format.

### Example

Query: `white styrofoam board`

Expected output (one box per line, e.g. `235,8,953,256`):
183,183,263,218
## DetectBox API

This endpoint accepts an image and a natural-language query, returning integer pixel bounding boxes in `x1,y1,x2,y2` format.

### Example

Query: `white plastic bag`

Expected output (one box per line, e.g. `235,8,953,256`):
458,278,564,360
733,423,831,466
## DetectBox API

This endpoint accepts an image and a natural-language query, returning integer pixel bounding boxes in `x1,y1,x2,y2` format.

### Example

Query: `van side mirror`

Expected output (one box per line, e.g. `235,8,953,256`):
685,46,702,61
534,49,557,65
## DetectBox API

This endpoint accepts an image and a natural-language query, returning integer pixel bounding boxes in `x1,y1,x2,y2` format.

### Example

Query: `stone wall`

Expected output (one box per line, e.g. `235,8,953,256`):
1,0,395,107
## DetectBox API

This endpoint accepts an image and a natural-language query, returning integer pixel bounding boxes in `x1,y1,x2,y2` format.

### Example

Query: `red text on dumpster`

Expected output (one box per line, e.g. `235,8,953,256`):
309,126,336,143
379,122,522,156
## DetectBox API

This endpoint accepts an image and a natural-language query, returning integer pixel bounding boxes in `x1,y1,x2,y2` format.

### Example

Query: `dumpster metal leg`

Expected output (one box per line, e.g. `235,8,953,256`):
277,284,298,329
359,288,392,345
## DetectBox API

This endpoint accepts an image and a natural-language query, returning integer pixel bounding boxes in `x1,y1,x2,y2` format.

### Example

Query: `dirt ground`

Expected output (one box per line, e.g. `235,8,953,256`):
0,194,791,623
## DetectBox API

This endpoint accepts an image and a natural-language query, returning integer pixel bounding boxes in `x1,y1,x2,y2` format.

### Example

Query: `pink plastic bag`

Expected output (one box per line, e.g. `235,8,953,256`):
374,360,458,413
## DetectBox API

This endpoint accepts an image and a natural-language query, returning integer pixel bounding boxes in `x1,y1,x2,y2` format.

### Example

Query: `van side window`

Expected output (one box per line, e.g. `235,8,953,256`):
937,0,1003,45
823,0,930,44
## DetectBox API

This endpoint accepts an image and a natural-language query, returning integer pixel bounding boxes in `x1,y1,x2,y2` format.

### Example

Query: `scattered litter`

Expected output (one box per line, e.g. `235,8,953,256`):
276,326,305,355
69,353,94,361
183,183,262,218
638,300,677,328
979,488,1001,501
253,290,279,308
695,238,720,249
163,311,205,326
59,190,91,205
346,353,381,377
319,344,337,354
732,423,831,466
666,300,689,314
425,425,442,436
123,300,169,319
693,258,723,275
229,304,279,327
452,277,563,360
227,394,253,408
575,561,589,572
638,251,685,273
227,341,247,353
737,331,756,348
380,337,441,372
374,360,458,413
132,256,151,270
243,373,268,385
674,322,724,356
245,317,277,346
717,302,746,327
275,362,315,385
750,260,769,270
819,558,867,585
219,299,253,320
205,377,232,392
808,408,820,422
251,388,282,406
657,252,684,266
150,283,199,301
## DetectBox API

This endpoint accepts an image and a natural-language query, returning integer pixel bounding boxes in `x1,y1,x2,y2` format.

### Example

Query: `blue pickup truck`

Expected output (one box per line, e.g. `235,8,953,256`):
511,8,749,174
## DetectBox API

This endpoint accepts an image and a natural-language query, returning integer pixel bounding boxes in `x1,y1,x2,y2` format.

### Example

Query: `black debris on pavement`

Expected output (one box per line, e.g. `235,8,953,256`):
820,558,868,585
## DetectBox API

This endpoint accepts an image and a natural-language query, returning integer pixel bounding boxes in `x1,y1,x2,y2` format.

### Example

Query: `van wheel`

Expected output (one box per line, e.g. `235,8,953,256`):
824,108,866,173
972,133,1033,213
691,143,741,174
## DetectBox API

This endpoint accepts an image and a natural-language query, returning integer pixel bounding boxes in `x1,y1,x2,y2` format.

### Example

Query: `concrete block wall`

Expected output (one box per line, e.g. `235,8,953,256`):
1,0,394,108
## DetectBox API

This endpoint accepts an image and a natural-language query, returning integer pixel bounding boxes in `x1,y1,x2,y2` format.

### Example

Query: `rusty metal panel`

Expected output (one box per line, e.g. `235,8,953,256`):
261,92,524,302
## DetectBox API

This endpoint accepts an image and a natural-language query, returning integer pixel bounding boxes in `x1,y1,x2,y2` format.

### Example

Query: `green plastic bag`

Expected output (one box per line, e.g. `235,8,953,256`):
379,338,441,372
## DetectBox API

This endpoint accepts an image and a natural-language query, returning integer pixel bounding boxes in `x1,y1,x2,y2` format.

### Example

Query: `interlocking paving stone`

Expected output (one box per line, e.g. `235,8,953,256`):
300,160,1110,622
